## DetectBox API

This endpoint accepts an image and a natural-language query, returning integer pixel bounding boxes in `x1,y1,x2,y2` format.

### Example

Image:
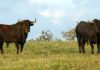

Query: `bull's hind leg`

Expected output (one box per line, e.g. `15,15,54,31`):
82,39,86,53
90,42,94,54
76,35,82,53
20,44,24,53
15,43,19,54
78,40,82,53
0,41,4,54
97,43,100,53
97,34,100,53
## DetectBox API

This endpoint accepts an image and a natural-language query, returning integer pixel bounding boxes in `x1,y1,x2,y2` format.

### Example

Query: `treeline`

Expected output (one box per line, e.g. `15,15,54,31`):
31,29,76,41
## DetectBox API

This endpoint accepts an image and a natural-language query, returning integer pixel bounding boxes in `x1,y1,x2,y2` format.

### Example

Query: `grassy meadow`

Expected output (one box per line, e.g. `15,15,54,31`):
0,41,100,70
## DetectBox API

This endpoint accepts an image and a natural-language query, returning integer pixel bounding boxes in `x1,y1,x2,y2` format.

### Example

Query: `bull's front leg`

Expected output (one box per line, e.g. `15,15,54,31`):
0,41,4,54
97,38,100,53
97,43,100,53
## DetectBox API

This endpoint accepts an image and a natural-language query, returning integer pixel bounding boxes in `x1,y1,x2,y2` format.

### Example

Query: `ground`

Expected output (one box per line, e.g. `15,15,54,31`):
0,41,100,70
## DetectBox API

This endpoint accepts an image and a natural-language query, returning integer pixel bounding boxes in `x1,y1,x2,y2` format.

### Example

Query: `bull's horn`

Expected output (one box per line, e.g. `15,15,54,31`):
34,18,36,23
18,18,20,22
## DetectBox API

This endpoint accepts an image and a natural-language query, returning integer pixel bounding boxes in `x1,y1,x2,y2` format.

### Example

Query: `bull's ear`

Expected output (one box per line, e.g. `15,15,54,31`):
89,21,96,25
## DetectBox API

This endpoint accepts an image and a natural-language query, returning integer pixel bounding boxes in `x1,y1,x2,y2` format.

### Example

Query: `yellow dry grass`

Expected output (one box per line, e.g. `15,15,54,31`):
0,41,100,70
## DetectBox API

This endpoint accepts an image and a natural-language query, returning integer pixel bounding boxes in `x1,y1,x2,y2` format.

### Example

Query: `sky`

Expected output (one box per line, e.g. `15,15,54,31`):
0,0,100,40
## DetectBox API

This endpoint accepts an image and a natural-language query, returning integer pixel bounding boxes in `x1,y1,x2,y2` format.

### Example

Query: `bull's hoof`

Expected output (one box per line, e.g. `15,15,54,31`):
79,51,81,53
83,51,86,53
91,52,94,54
97,51,100,54
1,52,4,54
16,52,19,54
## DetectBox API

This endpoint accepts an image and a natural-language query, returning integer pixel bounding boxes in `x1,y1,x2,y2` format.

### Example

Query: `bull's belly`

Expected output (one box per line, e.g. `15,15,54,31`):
2,36,18,43
89,37,97,44
4,39,17,43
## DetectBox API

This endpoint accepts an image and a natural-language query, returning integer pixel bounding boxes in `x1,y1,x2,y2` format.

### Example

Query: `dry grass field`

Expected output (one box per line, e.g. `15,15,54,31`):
0,41,100,70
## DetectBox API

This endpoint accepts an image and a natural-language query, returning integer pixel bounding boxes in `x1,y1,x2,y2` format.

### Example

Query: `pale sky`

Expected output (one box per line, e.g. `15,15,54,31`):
0,0,100,40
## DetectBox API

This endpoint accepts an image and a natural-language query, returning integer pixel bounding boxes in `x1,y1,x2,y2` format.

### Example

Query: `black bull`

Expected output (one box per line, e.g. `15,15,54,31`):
0,19,36,54
75,19,100,54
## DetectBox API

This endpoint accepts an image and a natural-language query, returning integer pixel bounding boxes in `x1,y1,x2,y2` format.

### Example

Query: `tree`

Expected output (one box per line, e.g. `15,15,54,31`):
62,29,76,40
36,30,53,41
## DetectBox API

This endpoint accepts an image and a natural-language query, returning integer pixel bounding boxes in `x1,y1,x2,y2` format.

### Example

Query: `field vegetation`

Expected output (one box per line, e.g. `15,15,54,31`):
0,41,100,70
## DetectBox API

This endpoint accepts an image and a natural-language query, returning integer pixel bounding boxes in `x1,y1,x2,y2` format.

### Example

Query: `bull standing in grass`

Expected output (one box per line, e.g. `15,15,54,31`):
75,19,100,54
0,19,36,54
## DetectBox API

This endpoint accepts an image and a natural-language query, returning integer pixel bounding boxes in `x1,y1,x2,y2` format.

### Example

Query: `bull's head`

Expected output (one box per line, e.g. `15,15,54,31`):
17,18,37,34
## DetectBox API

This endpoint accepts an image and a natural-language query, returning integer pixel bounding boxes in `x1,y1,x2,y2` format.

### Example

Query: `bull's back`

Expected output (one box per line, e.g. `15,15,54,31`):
0,24,19,43
76,23,97,40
